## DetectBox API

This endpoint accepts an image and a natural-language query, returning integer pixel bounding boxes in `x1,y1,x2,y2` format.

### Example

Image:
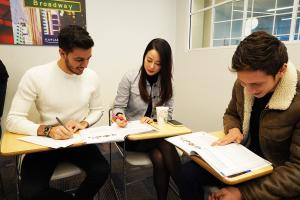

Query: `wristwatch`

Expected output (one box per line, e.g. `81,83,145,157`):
43,125,52,137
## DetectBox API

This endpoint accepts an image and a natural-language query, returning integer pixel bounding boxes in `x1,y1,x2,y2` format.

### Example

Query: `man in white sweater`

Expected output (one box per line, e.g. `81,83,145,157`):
6,25,109,200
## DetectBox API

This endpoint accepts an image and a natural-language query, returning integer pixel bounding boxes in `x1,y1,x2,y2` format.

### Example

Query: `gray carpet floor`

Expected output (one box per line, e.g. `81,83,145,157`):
0,143,181,200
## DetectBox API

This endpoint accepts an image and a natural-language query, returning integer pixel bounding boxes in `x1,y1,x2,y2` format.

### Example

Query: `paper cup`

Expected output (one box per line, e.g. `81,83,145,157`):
156,106,169,127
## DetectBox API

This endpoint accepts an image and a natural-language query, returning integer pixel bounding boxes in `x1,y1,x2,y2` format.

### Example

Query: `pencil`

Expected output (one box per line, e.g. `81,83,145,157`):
56,117,68,130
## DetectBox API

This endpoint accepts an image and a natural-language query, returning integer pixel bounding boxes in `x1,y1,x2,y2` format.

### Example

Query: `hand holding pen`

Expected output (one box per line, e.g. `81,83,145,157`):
49,117,74,140
112,114,128,128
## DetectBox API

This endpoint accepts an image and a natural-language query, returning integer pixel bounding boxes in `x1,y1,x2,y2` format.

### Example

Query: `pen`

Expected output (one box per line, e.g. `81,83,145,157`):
227,170,251,178
56,117,69,130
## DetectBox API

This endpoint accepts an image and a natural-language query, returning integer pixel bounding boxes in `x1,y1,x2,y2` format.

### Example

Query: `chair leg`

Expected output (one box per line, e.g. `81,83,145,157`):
109,143,112,178
123,141,127,200
169,178,180,197
16,155,21,200
0,172,6,200
95,191,100,200
109,143,121,200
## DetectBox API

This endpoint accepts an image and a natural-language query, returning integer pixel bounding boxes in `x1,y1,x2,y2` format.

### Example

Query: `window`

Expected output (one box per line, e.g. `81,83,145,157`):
189,0,300,48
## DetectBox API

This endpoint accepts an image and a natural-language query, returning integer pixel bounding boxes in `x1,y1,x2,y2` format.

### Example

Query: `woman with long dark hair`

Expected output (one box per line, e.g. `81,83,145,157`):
112,38,182,200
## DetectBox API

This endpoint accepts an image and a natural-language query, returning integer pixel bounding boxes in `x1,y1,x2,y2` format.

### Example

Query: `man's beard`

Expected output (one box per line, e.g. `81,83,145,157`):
65,57,81,75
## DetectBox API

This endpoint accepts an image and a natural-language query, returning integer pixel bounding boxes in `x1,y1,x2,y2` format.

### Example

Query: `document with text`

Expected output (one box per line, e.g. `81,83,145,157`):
80,120,157,144
166,132,272,178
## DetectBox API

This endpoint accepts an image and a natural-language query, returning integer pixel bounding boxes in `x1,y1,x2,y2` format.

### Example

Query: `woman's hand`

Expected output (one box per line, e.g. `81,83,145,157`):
212,128,243,146
113,114,128,128
140,116,153,124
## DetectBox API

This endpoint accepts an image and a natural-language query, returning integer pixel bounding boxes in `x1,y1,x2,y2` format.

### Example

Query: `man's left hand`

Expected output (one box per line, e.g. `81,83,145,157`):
208,187,242,200
65,120,88,132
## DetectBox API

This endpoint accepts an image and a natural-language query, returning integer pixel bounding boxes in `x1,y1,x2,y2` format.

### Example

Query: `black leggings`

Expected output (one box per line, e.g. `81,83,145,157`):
20,144,109,200
121,138,183,200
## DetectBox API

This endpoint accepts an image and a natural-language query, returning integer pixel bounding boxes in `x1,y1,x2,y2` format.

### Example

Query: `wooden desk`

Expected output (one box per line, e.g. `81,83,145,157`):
190,131,273,185
0,131,83,156
0,123,192,156
127,123,192,141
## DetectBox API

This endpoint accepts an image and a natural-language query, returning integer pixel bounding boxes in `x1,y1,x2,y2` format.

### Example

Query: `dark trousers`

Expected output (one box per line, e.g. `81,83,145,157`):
180,161,224,200
0,76,8,137
20,144,109,200
119,138,164,152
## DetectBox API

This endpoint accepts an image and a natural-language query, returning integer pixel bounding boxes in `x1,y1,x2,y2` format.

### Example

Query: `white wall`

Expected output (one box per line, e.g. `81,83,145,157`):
3,0,300,133
0,0,176,129
174,0,300,132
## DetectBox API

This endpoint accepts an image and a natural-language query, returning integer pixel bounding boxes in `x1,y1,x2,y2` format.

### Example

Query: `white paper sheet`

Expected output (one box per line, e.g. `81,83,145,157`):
18,134,82,149
80,120,157,144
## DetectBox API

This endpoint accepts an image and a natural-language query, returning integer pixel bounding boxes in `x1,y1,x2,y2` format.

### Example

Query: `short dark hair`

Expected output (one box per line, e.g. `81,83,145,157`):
139,38,173,105
231,31,288,76
58,25,94,53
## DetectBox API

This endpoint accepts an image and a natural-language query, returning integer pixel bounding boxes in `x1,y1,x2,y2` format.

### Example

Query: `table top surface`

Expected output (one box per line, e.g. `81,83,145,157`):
1,127,272,184
0,122,192,156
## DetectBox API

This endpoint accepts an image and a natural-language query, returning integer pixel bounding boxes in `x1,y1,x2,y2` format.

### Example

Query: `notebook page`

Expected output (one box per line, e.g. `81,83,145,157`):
166,132,218,155
195,143,271,177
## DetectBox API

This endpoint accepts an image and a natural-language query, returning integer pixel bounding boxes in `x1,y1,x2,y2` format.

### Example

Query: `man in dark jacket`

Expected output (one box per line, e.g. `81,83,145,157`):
0,60,9,135
180,31,300,200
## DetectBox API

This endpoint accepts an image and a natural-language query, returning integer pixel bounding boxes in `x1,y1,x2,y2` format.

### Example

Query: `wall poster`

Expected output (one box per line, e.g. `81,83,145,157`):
0,0,86,45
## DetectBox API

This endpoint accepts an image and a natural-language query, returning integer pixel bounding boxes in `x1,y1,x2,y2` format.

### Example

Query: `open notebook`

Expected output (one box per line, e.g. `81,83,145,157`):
166,132,272,178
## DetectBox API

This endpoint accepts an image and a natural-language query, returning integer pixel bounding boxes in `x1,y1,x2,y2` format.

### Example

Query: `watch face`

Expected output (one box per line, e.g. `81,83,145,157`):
44,125,52,136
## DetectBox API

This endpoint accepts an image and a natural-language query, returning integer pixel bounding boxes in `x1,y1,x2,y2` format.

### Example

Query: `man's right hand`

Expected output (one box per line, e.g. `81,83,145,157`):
212,128,244,146
48,126,74,140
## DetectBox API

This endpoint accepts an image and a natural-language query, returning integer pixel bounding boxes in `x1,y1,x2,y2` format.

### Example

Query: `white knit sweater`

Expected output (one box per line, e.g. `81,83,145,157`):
6,61,103,136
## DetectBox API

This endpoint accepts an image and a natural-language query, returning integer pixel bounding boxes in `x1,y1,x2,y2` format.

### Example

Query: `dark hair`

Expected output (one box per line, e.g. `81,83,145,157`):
231,31,288,76
58,25,94,53
138,38,173,106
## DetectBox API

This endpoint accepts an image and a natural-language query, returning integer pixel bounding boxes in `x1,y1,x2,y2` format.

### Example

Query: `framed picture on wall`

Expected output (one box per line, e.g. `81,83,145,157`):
0,0,86,46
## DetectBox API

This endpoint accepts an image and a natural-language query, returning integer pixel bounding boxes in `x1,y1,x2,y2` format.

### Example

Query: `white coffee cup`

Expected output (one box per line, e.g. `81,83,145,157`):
156,106,169,127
